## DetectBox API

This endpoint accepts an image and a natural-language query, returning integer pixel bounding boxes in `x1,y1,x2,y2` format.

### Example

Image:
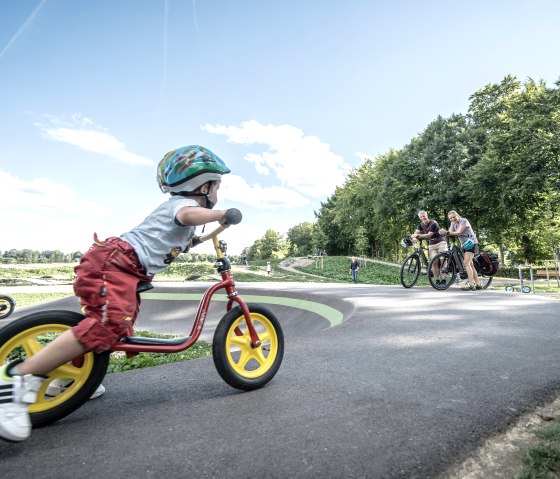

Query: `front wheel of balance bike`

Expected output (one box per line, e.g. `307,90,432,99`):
0,295,16,319
213,304,284,391
0,310,110,427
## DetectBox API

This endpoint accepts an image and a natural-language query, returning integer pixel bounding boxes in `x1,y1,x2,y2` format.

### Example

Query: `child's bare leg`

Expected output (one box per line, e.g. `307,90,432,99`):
17,330,87,376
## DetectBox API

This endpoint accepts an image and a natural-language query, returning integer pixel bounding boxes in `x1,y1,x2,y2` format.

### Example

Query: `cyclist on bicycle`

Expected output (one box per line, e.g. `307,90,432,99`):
0,145,232,442
439,210,481,291
410,210,448,286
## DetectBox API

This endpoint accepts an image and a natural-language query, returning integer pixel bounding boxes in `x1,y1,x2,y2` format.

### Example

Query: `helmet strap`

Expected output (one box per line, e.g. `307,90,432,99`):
171,182,215,209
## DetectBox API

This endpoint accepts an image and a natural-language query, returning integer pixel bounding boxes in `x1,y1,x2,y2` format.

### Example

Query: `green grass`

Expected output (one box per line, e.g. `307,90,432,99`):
515,421,560,478
107,331,211,373
5,292,72,308
295,256,408,285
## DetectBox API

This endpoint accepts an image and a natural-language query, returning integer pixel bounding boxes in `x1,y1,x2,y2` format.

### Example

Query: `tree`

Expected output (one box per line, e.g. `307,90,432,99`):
287,222,314,256
468,76,560,262
248,230,290,260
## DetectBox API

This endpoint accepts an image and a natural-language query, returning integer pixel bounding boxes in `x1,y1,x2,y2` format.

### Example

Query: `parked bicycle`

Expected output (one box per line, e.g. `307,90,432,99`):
427,235,494,290
0,209,285,428
0,294,16,319
400,236,432,288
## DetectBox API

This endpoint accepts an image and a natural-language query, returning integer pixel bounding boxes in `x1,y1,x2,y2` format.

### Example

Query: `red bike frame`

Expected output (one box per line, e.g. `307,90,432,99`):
110,227,261,355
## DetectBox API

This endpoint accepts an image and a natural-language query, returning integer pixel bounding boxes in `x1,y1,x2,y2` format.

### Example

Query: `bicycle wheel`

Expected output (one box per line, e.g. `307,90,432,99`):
0,310,109,427
400,254,421,288
428,253,456,290
213,304,284,391
478,274,493,289
0,295,16,319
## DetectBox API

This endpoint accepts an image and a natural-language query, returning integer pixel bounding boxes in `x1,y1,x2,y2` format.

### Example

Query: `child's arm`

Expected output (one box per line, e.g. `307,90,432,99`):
176,206,229,227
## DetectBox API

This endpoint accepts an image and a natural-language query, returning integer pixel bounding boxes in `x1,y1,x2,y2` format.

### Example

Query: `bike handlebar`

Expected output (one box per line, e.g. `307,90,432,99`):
197,208,243,243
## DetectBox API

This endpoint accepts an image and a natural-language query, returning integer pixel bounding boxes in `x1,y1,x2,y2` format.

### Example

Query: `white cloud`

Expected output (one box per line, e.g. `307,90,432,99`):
202,120,351,198
221,174,309,209
0,170,111,252
36,115,154,166
0,170,108,215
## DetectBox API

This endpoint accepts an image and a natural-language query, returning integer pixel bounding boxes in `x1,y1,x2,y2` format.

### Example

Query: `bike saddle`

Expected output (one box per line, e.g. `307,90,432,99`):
136,281,154,293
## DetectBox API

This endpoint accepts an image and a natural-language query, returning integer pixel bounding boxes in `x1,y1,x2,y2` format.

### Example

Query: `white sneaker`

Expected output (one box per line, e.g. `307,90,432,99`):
0,364,46,442
90,383,105,399
46,378,105,400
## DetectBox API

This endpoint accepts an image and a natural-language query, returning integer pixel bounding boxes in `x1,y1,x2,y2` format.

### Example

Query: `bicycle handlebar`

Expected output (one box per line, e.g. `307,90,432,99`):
197,208,243,243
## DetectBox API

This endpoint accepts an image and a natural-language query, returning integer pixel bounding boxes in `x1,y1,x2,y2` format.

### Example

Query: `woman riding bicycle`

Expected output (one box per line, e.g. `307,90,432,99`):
439,210,481,291
0,145,233,442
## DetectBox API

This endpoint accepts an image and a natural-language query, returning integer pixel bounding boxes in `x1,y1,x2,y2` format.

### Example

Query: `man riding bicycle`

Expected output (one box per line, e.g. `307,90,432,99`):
410,210,448,286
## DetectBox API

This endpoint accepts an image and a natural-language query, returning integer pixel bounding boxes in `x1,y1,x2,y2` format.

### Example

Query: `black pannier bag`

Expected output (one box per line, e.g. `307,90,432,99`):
474,252,499,276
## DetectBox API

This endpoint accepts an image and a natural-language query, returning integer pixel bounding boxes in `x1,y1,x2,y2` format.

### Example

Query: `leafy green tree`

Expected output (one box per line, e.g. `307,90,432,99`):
468,76,560,262
311,223,328,256
287,222,314,256
354,226,368,258
248,230,290,260
314,194,347,255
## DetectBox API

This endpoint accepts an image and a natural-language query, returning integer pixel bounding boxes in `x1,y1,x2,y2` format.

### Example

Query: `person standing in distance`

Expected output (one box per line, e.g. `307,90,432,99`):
350,256,360,284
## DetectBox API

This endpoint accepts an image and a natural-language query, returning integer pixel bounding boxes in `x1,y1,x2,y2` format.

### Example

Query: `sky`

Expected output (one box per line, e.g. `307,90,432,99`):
1,0,559,257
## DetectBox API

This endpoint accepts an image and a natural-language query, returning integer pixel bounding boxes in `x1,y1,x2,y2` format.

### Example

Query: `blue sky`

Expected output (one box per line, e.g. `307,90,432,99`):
1,0,559,257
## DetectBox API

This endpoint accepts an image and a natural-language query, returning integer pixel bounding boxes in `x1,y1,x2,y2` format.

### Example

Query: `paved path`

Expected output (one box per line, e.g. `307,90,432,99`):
1,283,559,478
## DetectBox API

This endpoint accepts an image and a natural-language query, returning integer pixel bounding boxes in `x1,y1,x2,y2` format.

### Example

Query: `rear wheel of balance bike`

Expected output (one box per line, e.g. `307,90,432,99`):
429,253,456,290
400,254,421,288
0,295,16,319
0,310,110,427
213,304,284,391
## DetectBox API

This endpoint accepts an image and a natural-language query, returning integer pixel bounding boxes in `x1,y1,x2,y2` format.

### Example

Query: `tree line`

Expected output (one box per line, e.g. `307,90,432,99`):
5,77,559,266
247,76,560,265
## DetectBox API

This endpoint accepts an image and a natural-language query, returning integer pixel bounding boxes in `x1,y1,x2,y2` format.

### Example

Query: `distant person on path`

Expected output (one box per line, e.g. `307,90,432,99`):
240,248,248,266
0,145,233,443
439,210,480,291
350,256,360,284
410,210,448,286
266,261,272,275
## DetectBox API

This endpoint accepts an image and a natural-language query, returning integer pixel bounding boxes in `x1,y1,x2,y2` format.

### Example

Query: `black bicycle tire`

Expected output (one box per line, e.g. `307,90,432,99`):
480,275,493,289
0,295,16,319
429,252,456,290
0,310,109,427
400,254,421,288
212,304,284,391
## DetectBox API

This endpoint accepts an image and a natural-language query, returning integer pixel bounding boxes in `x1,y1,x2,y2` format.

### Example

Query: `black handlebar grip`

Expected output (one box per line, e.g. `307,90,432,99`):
224,208,242,226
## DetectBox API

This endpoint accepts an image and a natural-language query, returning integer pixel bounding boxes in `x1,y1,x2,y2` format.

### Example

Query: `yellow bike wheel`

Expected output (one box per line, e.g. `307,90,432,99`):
212,304,284,391
0,310,109,427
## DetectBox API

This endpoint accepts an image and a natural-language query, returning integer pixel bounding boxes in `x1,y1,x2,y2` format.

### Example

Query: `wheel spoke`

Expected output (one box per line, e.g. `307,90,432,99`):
257,329,271,344
23,337,45,357
254,346,267,366
52,362,83,380
236,349,251,369
229,334,248,348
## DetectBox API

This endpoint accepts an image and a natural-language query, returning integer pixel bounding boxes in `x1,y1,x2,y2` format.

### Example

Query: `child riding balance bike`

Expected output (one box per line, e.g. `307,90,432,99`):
0,145,284,442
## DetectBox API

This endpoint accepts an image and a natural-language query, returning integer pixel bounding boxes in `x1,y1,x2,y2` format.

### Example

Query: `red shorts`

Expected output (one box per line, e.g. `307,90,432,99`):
72,235,152,353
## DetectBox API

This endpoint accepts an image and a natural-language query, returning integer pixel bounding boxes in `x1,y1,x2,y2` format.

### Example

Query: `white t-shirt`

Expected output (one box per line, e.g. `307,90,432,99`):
121,196,198,275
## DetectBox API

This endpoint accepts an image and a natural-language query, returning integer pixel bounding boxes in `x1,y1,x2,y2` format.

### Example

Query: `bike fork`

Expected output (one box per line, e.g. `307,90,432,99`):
227,295,261,347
